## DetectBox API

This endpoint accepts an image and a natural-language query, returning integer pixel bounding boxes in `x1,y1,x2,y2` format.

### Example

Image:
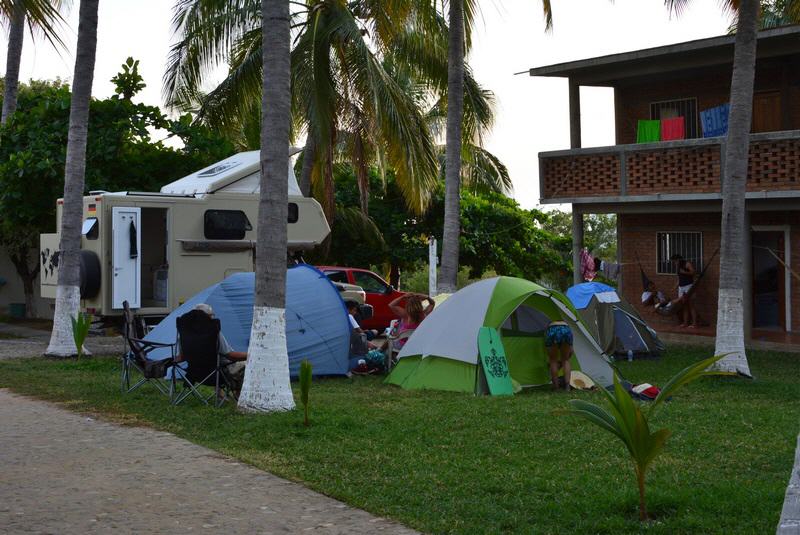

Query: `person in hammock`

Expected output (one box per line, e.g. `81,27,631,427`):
642,280,668,309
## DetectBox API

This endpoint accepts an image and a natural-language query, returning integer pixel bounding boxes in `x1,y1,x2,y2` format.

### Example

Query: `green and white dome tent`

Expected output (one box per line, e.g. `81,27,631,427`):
385,276,615,393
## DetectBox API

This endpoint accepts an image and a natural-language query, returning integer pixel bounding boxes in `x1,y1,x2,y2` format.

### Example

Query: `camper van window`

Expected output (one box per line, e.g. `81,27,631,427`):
288,203,298,223
82,218,99,240
204,210,253,240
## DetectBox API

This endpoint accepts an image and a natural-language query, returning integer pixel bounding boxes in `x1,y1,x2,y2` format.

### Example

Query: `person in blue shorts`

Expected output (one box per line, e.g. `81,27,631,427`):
545,320,573,391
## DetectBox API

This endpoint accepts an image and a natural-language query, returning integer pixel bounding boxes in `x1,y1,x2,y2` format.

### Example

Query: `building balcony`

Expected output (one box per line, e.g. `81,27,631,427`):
539,130,800,204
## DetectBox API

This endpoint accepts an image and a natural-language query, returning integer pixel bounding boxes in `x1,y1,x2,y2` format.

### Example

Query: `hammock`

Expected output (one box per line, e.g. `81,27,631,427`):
635,249,720,317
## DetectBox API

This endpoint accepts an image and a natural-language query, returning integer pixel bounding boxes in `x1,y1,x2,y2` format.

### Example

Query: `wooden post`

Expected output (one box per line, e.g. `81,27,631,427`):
569,79,582,149
572,211,584,285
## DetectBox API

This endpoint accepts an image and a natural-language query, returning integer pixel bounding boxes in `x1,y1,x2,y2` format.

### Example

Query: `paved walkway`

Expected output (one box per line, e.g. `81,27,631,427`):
778,435,800,534
0,322,122,360
0,390,417,534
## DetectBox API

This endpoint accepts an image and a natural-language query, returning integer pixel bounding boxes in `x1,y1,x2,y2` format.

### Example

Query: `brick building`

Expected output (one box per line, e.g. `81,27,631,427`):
530,26,800,342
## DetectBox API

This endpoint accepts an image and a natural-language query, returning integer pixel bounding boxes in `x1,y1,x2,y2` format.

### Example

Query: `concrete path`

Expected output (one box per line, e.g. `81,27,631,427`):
0,322,123,360
778,435,800,534
0,389,417,534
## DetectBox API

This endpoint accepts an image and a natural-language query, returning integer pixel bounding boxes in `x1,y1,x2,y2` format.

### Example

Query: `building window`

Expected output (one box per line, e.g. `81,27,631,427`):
288,202,298,223
657,232,703,274
204,210,252,240
650,98,699,139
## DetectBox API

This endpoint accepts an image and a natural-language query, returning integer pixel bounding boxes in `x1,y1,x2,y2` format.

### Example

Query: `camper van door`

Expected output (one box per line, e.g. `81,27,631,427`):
112,206,141,309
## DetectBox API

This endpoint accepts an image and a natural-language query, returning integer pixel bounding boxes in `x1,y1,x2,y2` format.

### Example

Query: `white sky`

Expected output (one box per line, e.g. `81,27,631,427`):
1,0,732,209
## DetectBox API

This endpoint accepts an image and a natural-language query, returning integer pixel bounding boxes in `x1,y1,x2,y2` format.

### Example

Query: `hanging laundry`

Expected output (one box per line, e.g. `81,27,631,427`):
602,261,621,281
636,120,661,143
700,103,729,138
580,248,596,281
661,116,685,141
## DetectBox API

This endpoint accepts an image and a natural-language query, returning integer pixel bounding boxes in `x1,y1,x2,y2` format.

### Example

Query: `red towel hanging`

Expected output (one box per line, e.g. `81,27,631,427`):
661,116,685,141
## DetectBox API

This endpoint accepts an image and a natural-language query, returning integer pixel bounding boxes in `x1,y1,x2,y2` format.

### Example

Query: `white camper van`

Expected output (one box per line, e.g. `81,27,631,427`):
40,151,330,322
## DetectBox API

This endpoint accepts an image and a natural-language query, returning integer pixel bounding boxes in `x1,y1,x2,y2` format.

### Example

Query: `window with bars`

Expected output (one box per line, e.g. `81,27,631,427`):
650,98,699,139
656,232,703,274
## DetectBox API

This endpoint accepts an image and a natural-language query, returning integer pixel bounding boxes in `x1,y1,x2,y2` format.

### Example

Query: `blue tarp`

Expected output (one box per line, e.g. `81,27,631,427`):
566,282,617,310
144,265,351,377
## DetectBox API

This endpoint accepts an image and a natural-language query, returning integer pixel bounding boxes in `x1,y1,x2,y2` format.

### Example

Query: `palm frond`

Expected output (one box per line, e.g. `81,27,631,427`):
0,0,68,49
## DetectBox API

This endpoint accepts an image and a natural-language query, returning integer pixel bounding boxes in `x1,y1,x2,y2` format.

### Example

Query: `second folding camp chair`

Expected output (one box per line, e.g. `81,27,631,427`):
120,300,176,397
171,309,236,407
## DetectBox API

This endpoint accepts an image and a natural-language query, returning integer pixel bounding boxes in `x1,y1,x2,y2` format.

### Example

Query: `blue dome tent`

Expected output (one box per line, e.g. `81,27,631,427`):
144,266,351,377
566,282,664,358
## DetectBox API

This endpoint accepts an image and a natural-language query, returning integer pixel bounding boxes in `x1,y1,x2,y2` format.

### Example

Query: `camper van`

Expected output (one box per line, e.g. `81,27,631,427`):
40,151,331,322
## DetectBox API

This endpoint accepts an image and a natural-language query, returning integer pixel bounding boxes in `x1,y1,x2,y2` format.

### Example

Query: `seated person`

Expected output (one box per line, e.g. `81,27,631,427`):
387,293,434,351
641,281,668,308
345,300,379,341
177,303,248,396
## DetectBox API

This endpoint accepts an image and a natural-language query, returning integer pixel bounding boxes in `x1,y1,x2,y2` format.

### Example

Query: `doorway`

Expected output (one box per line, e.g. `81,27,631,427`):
752,229,788,330
140,207,169,308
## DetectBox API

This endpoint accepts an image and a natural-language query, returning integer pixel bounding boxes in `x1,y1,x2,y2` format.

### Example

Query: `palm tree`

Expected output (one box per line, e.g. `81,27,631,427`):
164,0,454,217
438,0,552,293
237,0,295,412
668,0,758,375
729,0,800,30
44,0,98,357
1,0,65,125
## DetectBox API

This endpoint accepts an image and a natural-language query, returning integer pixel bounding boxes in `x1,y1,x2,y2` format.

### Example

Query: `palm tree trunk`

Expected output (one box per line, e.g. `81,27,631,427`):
238,0,295,412
1,6,25,125
439,0,465,294
298,130,315,197
637,467,647,521
354,134,369,215
712,0,757,377
46,0,99,357
322,139,335,224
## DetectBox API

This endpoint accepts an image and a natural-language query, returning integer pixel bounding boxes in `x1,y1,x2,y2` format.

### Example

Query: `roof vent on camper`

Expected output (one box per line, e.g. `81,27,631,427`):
198,161,242,178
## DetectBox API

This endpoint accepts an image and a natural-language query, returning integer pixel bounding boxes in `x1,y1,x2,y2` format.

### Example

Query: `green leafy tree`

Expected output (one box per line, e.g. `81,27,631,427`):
0,69,233,317
322,166,567,288
560,354,726,521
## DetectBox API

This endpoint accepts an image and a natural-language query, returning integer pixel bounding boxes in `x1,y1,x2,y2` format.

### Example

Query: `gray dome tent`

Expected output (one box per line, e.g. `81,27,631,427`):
566,282,664,358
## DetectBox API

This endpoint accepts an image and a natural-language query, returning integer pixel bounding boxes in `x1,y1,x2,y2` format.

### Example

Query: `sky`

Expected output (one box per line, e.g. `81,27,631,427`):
1,0,733,209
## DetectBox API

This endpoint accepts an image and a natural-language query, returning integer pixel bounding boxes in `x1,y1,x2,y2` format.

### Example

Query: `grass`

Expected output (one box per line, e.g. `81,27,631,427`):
0,347,797,534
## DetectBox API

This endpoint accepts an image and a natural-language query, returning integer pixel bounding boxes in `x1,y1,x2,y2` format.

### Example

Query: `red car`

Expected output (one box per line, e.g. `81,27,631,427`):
317,266,406,330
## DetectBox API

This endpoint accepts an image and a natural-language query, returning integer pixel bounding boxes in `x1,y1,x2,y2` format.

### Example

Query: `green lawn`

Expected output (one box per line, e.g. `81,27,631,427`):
0,347,797,534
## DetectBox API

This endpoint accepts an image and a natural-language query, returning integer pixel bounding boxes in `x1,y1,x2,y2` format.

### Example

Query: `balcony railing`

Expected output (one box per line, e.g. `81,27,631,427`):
539,130,800,202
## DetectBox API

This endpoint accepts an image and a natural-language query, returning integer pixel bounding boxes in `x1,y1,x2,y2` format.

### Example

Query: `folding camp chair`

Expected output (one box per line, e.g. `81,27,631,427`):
383,326,414,372
171,309,236,407
120,300,176,396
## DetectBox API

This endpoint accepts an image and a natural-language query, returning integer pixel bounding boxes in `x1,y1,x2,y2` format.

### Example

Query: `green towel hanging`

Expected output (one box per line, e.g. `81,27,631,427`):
636,120,661,143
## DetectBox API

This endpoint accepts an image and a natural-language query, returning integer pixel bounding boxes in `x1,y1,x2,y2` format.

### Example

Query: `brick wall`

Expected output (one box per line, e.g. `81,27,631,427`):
748,138,800,191
616,57,800,145
626,144,721,194
619,213,721,327
620,211,800,333
541,154,620,199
